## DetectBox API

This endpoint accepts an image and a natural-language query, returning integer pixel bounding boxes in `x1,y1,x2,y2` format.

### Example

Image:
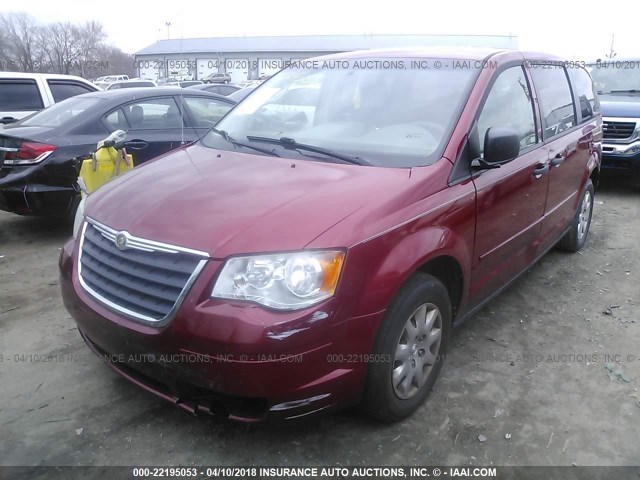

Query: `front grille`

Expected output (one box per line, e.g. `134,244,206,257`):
602,121,636,140
78,219,208,323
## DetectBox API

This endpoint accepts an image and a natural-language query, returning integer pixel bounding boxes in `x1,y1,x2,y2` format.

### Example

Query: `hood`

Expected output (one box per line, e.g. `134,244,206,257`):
85,144,412,258
599,92,640,118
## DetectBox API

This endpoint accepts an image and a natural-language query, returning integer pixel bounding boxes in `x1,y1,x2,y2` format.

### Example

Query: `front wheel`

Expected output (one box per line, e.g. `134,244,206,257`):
557,179,594,252
362,273,452,422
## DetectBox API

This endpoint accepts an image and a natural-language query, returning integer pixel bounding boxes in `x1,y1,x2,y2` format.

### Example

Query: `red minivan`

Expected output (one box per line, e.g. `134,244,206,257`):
60,48,602,422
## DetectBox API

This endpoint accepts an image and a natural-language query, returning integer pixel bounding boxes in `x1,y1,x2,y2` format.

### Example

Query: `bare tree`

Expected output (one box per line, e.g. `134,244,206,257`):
73,21,106,77
1,12,130,78
0,13,44,72
41,22,81,74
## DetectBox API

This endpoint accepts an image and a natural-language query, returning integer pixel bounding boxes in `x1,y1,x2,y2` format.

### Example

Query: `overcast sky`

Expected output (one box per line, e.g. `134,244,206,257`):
6,0,636,60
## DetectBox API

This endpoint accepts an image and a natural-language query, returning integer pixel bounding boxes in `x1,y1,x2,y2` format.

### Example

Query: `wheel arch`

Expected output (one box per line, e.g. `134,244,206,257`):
350,224,472,322
416,255,464,320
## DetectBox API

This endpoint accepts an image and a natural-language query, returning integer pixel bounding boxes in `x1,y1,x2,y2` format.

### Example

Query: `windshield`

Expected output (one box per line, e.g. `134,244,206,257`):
201,58,477,167
18,96,102,128
588,63,640,93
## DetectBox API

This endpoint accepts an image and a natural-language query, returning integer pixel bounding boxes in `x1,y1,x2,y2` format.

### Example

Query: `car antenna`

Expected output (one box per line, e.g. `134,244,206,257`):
180,34,185,146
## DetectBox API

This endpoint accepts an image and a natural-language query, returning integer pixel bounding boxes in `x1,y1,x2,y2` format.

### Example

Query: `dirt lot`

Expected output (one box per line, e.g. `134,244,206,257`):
1,178,639,469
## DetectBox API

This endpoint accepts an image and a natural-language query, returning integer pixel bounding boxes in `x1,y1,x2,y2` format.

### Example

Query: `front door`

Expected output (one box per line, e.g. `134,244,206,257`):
120,96,195,165
469,66,549,305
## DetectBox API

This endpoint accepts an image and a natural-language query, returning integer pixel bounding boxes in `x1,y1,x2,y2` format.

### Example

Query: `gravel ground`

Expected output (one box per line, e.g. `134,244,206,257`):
0,178,639,469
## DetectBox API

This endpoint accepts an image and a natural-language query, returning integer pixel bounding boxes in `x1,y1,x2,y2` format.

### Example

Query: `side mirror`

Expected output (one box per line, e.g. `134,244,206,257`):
482,127,520,165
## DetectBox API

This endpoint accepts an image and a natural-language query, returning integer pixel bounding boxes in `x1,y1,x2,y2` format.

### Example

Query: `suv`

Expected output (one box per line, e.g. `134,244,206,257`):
202,72,232,84
588,58,640,181
0,72,98,125
60,48,601,423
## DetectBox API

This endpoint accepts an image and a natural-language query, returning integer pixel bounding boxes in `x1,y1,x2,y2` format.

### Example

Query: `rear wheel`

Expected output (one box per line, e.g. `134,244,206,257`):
557,179,594,252
362,273,451,422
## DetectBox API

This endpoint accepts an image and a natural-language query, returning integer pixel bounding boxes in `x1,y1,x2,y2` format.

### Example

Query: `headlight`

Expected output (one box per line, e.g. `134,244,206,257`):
212,250,345,310
72,196,86,239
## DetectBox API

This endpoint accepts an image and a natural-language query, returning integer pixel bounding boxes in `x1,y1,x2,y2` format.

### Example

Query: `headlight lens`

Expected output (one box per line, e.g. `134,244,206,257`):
212,250,345,310
72,196,86,239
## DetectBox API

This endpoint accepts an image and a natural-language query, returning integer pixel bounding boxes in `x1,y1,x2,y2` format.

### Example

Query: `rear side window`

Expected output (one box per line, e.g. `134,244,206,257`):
477,66,538,155
123,97,184,129
530,67,576,139
19,96,101,128
0,80,44,111
104,108,129,131
48,81,95,102
567,67,599,123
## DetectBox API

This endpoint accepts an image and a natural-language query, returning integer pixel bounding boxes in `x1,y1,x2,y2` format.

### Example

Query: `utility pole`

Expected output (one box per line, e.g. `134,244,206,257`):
607,33,616,59
165,22,172,40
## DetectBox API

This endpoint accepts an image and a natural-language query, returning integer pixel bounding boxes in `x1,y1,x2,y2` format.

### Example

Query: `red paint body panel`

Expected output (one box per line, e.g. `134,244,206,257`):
60,48,601,421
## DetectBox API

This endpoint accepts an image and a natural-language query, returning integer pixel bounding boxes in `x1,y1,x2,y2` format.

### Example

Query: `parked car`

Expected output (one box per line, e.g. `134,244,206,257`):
237,80,262,89
60,48,601,423
160,81,203,88
183,81,204,88
93,81,112,90
588,58,640,181
227,85,256,102
106,80,157,90
157,77,177,86
0,88,235,217
0,72,98,125
103,75,129,83
202,72,232,84
187,83,241,96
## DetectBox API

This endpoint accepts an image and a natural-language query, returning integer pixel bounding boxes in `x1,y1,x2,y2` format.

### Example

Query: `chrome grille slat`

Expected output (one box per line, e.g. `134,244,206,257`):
78,219,209,324
602,121,636,140
84,226,197,275
82,276,171,318
81,255,182,303
80,246,188,289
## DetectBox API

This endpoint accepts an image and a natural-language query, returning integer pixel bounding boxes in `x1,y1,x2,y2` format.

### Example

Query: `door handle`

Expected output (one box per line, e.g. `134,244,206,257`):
123,140,148,150
532,163,549,179
0,117,17,125
550,152,566,167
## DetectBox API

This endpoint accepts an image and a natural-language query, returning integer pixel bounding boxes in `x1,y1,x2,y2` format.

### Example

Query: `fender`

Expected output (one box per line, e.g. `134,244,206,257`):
343,191,476,321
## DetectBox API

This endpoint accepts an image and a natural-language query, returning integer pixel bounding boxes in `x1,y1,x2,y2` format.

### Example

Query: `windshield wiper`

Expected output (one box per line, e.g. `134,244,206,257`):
245,136,370,166
210,128,280,157
609,89,640,93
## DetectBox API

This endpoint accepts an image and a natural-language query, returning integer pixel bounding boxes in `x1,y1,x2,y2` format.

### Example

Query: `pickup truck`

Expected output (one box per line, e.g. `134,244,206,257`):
0,72,98,125
589,58,640,182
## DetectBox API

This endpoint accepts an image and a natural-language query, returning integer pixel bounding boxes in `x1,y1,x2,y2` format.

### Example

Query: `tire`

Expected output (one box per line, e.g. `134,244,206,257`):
362,273,452,422
557,179,594,252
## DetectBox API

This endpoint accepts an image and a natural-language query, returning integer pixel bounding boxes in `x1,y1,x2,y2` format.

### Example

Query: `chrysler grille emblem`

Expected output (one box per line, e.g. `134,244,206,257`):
115,233,128,250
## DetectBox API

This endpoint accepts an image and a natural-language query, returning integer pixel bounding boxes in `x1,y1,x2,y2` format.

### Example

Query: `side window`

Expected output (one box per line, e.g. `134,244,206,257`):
182,97,233,128
567,67,600,123
104,108,129,131
47,81,94,102
122,97,184,129
530,67,576,139
477,67,537,155
0,79,44,111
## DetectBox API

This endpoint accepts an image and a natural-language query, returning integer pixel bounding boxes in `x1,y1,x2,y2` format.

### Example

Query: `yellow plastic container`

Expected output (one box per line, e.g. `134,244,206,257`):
79,147,133,194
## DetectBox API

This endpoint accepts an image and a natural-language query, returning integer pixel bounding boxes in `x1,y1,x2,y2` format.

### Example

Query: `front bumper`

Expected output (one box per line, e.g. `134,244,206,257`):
59,238,383,422
601,141,640,175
